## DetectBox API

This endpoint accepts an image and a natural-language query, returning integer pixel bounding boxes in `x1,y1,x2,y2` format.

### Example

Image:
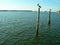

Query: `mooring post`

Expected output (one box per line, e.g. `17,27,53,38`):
36,4,41,36
48,9,51,25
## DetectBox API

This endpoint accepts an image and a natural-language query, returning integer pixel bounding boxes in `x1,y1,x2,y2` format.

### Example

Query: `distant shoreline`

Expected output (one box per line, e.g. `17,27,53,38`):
0,10,57,12
0,10,32,12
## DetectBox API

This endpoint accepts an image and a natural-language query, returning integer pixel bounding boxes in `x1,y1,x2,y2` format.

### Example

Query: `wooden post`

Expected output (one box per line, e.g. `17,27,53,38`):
48,9,51,25
36,4,41,36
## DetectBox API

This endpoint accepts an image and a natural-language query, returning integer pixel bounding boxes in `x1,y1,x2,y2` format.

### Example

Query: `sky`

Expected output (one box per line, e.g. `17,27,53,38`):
0,0,60,11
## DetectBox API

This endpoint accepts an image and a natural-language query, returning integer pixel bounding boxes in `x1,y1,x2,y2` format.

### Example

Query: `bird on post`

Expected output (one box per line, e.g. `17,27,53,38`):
36,3,41,36
37,4,41,8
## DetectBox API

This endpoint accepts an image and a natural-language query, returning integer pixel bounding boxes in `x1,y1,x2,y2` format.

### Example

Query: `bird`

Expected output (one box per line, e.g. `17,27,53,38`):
37,4,41,8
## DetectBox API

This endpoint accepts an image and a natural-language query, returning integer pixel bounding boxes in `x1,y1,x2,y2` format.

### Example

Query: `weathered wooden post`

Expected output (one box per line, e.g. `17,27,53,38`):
36,4,41,36
48,9,51,25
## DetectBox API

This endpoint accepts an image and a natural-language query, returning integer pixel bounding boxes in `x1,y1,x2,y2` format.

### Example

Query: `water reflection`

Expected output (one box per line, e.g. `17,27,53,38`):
48,24,50,30
45,24,51,33
32,35,39,45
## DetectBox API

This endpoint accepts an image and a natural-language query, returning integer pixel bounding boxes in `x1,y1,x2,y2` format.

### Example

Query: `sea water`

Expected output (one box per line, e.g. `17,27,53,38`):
0,12,60,45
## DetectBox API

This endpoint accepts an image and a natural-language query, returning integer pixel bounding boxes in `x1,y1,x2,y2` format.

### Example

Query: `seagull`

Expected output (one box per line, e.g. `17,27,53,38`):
37,4,41,8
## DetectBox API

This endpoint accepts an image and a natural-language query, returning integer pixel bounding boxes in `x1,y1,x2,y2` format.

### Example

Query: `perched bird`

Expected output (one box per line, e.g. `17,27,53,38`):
37,4,41,8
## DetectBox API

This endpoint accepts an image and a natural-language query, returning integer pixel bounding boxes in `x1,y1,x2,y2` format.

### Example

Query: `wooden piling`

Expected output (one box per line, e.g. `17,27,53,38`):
48,9,51,25
36,4,41,36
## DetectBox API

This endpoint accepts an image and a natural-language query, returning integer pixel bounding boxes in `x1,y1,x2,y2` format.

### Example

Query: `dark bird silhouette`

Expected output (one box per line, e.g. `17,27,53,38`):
37,4,41,8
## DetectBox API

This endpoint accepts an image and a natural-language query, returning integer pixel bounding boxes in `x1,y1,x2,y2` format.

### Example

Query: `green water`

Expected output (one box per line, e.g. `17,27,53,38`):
0,12,60,45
